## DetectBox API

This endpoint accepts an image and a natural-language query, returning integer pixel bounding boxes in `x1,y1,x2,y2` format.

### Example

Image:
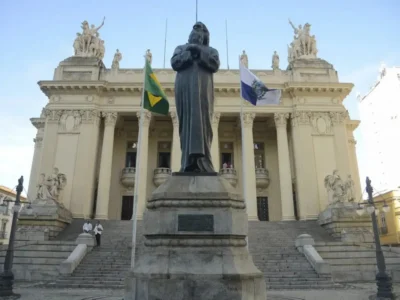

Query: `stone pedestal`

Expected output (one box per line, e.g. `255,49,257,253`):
17,198,72,240
318,202,373,243
125,173,266,300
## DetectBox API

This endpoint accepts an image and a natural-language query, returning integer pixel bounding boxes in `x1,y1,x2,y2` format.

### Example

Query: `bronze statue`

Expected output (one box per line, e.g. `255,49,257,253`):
171,22,220,172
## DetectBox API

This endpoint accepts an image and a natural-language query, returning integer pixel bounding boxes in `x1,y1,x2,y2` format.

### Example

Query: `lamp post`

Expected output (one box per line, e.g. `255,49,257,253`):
0,176,23,297
365,177,395,299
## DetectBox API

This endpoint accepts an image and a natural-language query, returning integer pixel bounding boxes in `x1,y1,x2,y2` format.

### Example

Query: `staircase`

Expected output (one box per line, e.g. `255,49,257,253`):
42,219,344,289
248,221,341,290
315,242,400,282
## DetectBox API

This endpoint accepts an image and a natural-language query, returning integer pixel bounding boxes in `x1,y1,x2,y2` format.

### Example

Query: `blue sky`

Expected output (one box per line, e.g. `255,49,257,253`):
0,0,399,194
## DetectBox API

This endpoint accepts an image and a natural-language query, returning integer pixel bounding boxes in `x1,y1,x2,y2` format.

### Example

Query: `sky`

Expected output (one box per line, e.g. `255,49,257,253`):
0,0,399,195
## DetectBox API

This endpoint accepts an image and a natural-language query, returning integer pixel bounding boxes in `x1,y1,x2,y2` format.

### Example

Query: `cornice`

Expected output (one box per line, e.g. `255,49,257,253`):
346,119,360,131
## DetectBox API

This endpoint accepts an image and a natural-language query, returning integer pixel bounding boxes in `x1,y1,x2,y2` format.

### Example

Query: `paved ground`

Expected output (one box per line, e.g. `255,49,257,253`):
3,282,399,300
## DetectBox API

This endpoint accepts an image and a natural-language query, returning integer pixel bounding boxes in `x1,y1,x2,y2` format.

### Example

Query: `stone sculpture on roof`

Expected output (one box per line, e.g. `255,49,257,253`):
73,17,106,60
287,19,318,63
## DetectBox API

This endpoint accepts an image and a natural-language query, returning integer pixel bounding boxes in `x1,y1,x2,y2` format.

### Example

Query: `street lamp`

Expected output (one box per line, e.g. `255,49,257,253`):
356,177,396,299
0,176,24,297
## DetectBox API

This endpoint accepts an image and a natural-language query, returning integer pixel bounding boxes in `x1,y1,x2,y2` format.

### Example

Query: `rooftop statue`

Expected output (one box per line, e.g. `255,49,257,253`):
287,19,318,63
73,17,106,60
171,22,220,172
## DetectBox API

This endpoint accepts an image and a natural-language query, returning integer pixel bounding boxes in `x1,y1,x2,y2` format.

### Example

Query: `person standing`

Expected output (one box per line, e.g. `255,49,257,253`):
94,221,103,247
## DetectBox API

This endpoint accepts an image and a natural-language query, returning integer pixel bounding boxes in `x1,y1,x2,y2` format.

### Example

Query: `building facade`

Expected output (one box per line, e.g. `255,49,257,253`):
375,189,400,245
26,20,362,222
0,186,27,244
359,65,400,191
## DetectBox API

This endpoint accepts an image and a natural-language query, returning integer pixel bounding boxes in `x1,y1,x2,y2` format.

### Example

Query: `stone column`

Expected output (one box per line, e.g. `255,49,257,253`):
95,112,117,219
170,111,181,172
211,112,221,171
27,118,46,201
136,111,152,219
39,109,63,175
241,112,258,220
290,111,319,220
330,111,352,179
274,113,295,221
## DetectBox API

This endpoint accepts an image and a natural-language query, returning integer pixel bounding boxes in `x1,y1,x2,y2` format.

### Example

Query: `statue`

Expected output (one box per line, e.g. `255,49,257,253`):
324,170,356,205
36,167,67,202
146,49,152,64
73,17,106,60
272,51,280,70
112,49,122,70
345,175,355,202
287,19,318,62
170,22,220,172
240,50,248,68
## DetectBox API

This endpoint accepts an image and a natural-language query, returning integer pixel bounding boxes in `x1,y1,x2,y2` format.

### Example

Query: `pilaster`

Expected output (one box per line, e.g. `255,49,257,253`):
241,112,258,220
274,113,295,221
136,111,152,220
329,111,352,180
211,112,221,171
346,125,362,203
71,110,101,218
290,111,319,220
95,111,118,219
170,111,181,172
27,117,46,201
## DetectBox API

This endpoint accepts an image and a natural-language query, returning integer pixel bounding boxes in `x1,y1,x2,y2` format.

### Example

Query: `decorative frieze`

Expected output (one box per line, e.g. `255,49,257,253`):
274,113,290,128
136,111,152,127
102,112,118,126
310,112,333,135
44,109,63,123
291,111,312,127
329,111,350,125
241,112,256,127
81,110,101,125
59,110,83,132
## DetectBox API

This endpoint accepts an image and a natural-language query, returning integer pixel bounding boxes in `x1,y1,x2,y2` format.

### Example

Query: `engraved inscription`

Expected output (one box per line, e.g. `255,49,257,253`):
178,214,214,232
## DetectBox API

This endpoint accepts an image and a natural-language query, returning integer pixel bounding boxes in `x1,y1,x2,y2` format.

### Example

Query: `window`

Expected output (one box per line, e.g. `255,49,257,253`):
220,142,234,169
380,212,388,235
254,142,265,168
158,142,171,168
125,141,137,167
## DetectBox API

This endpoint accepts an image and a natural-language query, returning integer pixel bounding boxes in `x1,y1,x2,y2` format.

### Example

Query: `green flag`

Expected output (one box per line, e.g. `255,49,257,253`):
143,60,169,115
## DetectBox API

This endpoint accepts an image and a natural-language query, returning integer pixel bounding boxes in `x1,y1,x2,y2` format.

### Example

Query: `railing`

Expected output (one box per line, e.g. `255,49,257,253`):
255,167,270,189
120,167,136,189
219,168,238,187
153,168,172,187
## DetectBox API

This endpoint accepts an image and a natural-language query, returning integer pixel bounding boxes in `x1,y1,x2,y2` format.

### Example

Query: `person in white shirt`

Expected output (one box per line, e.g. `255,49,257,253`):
94,221,104,246
83,220,92,233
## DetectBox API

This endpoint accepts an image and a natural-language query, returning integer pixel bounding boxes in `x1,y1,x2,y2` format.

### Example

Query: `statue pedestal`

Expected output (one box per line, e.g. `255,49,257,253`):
17,198,72,241
318,202,373,243
124,174,266,300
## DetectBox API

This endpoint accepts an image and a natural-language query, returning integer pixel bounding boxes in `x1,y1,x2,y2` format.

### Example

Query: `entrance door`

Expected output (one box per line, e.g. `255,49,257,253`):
257,197,269,221
121,196,134,220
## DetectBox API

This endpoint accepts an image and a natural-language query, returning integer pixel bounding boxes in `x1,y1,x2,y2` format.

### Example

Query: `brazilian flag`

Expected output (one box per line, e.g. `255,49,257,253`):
143,60,169,115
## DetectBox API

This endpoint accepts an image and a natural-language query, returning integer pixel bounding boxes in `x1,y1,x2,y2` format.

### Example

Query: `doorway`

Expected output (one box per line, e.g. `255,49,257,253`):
121,196,134,220
257,197,269,221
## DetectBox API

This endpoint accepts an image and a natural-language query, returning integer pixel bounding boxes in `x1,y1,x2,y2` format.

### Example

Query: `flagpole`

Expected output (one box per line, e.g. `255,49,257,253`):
130,54,147,270
195,0,198,22
225,19,230,70
163,18,168,69
239,57,249,250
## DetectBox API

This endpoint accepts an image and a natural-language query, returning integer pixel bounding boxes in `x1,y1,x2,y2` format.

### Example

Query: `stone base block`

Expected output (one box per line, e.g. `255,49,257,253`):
17,198,72,240
318,202,373,243
125,248,266,300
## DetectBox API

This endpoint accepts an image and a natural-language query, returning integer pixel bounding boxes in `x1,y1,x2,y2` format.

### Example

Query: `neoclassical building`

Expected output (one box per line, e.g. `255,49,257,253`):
27,20,361,222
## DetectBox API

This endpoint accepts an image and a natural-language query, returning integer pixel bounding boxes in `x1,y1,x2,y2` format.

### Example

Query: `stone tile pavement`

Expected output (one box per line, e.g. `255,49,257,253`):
3,282,399,300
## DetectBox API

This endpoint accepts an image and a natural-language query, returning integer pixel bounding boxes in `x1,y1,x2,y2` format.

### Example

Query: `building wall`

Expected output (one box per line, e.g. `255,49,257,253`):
375,190,400,245
27,55,360,221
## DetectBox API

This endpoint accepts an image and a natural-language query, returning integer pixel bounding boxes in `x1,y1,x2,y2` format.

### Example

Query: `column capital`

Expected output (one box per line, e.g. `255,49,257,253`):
212,112,221,126
102,111,118,126
30,118,46,129
33,137,43,148
169,111,179,128
329,111,350,125
291,111,312,127
241,112,255,128
137,111,152,127
274,113,290,128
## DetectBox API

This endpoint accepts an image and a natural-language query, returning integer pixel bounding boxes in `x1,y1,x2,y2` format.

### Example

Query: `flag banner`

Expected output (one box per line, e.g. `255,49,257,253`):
143,60,170,115
239,63,281,106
